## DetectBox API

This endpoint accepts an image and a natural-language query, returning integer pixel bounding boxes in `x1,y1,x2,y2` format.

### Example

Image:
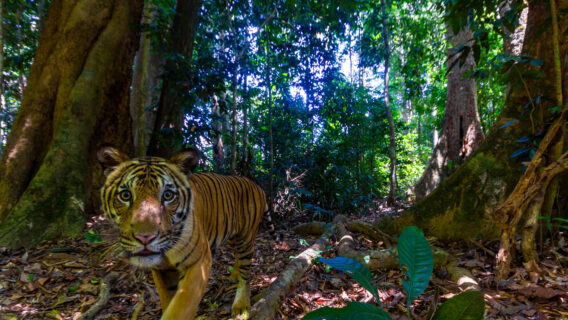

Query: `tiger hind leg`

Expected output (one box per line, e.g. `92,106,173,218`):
228,236,254,318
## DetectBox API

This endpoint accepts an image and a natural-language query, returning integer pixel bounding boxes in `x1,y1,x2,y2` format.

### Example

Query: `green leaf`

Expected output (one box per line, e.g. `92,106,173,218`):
69,285,79,292
398,226,434,307
432,291,485,320
319,257,381,306
302,302,391,320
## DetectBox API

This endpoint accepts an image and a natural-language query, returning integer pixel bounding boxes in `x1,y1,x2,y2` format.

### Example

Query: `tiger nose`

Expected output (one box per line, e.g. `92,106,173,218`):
133,233,157,245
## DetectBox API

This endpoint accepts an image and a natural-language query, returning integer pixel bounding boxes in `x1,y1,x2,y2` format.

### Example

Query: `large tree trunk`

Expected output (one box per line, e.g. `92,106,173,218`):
411,26,484,200
0,0,143,247
130,0,163,157
147,0,201,158
388,1,566,241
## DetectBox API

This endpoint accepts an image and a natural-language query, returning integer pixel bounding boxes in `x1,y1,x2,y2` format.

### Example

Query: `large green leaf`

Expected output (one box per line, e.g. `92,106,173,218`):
432,291,485,320
302,302,391,320
397,226,434,308
319,257,381,305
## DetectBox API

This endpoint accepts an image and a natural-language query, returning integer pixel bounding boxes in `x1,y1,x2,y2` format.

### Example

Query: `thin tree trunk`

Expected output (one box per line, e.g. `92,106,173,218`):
411,25,484,200
148,0,201,158
265,25,274,215
231,71,238,173
38,0,46,34
211,93,225,171
0,0,143,247
16,7,25,101
0,0,4,151
381,0,397,205
242,75,249,173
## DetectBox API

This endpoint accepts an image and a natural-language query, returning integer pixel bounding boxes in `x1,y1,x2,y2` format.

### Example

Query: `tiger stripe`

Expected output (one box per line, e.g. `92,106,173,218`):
98,146,269,319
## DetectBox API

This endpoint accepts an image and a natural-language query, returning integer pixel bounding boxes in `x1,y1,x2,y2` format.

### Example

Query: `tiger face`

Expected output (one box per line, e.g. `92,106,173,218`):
97,145,199,268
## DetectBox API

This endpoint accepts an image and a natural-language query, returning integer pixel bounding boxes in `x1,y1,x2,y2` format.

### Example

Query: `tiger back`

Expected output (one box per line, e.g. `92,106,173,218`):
97,145,267,319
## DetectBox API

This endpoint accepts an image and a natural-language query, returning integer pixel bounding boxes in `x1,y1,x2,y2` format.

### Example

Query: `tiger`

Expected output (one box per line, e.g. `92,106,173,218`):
97,145,269,319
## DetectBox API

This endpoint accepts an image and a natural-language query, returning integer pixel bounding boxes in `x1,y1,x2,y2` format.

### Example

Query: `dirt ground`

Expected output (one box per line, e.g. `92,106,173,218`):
0,213,567,320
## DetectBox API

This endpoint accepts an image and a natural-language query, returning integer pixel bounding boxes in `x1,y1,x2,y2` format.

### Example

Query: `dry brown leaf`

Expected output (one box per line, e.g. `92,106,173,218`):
518,285,565,299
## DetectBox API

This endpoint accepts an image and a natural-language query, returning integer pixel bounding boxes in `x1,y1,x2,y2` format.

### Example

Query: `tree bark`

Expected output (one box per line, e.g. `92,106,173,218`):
381,0,397,205
147,0,201,158
230,71,238,174
0,0,4,150
0,0,143,247
211,93,225,171
389,0,566,241
411,25,484,200
130,0,163,156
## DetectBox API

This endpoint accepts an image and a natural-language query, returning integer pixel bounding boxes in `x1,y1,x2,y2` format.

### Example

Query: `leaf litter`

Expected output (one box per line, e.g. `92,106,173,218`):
0,213,566,319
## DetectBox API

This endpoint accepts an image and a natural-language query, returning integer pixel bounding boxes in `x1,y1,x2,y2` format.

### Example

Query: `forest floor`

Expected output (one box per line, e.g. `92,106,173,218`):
0,209,567,320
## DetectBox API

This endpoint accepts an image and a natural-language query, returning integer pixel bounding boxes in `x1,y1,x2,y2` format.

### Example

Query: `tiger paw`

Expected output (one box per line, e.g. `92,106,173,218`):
231,307,249,320
231,283,250,319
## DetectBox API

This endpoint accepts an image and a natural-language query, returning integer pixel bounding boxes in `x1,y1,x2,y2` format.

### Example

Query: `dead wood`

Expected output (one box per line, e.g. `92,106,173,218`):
292,221,327,236
79,272,119,320
346,221,395,247
250,229,332,320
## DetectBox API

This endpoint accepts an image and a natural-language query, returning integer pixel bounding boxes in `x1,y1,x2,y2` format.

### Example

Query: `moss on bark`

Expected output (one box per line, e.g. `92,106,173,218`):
388,1,568,241
0,0,142,247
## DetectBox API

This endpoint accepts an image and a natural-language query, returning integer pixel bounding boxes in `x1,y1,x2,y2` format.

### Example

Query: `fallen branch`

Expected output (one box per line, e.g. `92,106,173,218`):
79,272,119,320
250,229,333,320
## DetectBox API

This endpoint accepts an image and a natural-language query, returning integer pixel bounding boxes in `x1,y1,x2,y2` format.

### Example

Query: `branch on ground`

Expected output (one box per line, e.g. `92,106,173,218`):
79,272,119,320
250,228,333,320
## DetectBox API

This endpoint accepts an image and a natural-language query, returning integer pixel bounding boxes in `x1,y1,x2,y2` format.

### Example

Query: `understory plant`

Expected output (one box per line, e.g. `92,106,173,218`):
302,226,485,319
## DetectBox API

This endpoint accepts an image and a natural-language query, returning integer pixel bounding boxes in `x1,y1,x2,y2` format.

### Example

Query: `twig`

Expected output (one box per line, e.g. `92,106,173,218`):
79,272,119,320
468,239,496,257
131,289,145,320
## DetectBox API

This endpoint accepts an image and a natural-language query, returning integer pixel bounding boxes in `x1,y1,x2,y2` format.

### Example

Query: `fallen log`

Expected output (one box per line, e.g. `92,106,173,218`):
250,229,333,320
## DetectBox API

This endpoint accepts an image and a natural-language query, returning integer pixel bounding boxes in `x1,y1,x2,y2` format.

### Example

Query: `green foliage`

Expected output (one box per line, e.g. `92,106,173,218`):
432,291,485,320
398,226,434,314
84,230,102,244
2,0,508,223
303,302,391,320
319,257,381,305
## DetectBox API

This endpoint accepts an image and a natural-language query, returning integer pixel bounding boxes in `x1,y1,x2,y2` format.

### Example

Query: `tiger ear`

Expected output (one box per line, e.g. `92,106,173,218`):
97,143,130,176
169,148,200,174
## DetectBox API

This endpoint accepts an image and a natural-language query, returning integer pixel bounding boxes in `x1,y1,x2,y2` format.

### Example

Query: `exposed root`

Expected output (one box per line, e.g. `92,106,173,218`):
346,220,395,247
79,272,119,320
292,222,327,236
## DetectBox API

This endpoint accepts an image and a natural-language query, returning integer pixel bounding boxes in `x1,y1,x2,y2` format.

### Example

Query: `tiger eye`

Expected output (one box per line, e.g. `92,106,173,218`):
118,190,132,202
162,190,176,202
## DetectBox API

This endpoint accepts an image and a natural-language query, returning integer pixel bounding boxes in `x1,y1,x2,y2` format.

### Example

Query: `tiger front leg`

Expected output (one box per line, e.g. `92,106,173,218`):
229,238,254,318
160,249,212,320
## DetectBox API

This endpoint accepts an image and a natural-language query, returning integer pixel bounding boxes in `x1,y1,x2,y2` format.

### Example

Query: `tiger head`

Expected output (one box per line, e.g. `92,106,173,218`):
97,145,199,268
